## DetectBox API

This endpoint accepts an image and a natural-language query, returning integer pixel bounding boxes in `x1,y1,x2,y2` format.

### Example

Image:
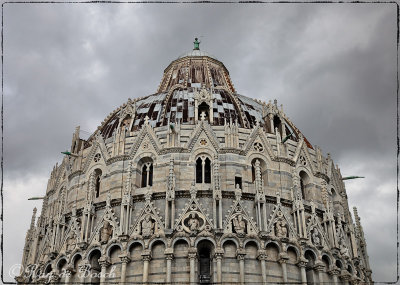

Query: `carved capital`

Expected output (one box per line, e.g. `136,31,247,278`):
118,254,131,264
214,248,224,259
339,269,352,281
188,247,197,259
297,257,308,268
98,257,111,268
328,266,340,276
165,253,174,260
236,253,245,261
314,262,325,272
141,250,152,262
278,253,289,264
236,248,246,260
257,250,267,261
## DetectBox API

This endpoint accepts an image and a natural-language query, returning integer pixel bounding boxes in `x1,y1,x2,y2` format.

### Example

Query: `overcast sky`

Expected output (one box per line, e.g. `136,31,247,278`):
2,2,397,282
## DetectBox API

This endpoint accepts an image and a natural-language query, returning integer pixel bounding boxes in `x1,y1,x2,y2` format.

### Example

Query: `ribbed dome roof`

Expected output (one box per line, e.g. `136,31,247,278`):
95,40,312,149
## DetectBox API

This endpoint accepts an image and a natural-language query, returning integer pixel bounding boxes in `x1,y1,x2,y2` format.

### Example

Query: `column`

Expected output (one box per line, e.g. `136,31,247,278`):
215,248,224,283
202,159,205,184
164,249,174,284
142,251,151,284
188,248,197,285
297,258,308,285
99,257,110,285
328,267,340,285
236,249,246,285
279,254,288,283
257,250,267,285
78,263,90,284
340,270,352,285
314,262,325,283
119,254,131,285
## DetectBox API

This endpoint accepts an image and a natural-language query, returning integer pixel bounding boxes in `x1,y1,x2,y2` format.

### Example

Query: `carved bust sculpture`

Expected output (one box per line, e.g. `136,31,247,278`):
188,213,200,231
275,219,288,238
141,215,154,238
100,221,113,244
233,214,246,235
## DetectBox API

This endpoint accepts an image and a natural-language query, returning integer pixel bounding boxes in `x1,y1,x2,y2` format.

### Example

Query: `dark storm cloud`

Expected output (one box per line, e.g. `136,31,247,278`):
3,3,397,282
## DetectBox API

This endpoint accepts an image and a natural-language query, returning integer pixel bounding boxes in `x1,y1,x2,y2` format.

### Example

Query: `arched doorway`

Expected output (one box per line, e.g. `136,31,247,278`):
197,240,214,284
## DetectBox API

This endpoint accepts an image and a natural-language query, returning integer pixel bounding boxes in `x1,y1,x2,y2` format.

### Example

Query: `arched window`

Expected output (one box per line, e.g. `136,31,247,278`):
95,176,100,198
141,162,153,188
197,240,214,284
273,115,282,135
304,250,316,284
300,179,305,199
198,102,210,121
196,156,211,184
88,250,101,285
299,171,309,200
93,169,102,198
251,158,268,186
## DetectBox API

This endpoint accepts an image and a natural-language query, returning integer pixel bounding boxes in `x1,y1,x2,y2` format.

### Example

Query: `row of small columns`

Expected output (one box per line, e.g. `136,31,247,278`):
60,250,352,285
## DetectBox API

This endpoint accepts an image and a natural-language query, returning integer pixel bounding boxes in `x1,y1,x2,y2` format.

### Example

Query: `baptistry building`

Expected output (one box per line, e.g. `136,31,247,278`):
17,39,373,284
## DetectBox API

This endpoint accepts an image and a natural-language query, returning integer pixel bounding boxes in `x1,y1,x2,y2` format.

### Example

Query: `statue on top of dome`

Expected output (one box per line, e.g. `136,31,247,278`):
193,38,200,50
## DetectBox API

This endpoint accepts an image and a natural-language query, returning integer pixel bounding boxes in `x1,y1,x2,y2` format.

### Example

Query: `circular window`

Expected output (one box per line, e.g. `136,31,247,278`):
94,153,101,163
253,142,264,152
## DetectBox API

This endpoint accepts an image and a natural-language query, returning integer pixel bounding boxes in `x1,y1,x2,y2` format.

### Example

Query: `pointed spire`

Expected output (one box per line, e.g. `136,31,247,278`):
30,208,37,229
145,188,152,202
106,191,112,207
190,181,197,199
353,206,361,234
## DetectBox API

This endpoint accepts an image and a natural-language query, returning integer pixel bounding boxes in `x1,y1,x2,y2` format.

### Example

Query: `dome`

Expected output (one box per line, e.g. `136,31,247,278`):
177,49,218,60
97,42,313,148
17,39,372,285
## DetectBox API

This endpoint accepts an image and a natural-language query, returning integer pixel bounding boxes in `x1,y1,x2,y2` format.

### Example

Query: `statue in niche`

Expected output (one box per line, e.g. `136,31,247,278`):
66,232,77,253
339,237,350,258
100,220,113,244
232,214,246,236
311,228,321,246
234,184,242,200
141,215,155,238
275,219,288,238
121,117,131,132
188,213,200,232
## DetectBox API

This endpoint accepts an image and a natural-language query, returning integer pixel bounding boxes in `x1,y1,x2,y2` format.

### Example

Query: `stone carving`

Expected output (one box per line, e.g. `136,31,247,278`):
275,218,288,238
234,184,242,200
253,142,264,152
232,214,246,236
182,210,205,236
339,237,350,259
100,221,113,244
311,227,321,246
141,215,155,238
188,213,200,231
66,232,77,253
